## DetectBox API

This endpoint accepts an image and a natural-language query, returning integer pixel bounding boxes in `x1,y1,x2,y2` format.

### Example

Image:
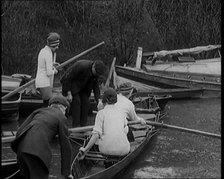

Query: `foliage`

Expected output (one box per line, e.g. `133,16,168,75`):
1,0,221,77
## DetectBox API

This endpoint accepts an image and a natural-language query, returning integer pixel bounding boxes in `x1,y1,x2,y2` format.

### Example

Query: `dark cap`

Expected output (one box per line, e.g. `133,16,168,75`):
49,95,70,109
102,88,117,104
47,32,60,47
94,60,106,76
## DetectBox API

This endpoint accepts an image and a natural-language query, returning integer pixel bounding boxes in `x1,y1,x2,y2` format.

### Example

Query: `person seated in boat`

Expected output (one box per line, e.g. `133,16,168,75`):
79,88,130,157
97,85,147,142
11,95,74,179
97,84,147,125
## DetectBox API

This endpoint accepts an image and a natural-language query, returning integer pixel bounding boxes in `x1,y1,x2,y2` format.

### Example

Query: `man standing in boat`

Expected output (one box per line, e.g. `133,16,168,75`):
35,32,60,107
11,95,74,179
60,59,106,127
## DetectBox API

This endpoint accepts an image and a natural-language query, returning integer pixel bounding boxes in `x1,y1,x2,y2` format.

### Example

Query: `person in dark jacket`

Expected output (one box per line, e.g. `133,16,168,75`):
60,59,106,127
11,95,73,179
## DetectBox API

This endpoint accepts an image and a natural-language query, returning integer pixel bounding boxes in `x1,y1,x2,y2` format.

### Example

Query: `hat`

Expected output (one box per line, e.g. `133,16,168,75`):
102,88,117,104
49,95,70,109
47,32,60,47
94,60,106,76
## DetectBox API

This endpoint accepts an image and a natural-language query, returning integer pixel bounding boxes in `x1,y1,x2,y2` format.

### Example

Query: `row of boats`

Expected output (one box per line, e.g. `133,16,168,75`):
1,44,221,178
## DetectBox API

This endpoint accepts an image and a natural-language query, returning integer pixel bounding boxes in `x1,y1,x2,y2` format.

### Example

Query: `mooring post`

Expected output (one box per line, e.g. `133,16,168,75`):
136,47,143,69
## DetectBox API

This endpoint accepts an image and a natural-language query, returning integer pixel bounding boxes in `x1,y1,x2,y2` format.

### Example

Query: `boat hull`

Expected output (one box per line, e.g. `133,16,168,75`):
115,65,221,97
1,92,21,120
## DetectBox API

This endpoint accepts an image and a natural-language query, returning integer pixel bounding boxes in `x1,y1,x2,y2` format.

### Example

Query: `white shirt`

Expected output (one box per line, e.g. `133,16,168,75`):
115,94,141,121
93,104,130,156
35,46,56,88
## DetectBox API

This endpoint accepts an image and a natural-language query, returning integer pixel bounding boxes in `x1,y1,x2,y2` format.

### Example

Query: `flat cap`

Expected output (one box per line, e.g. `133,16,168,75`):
49,95,70,109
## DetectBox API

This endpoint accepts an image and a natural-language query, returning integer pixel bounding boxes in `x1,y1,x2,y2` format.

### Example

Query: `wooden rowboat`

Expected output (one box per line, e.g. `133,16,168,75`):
2,74,170,116
70,113,161,179
115,45,221,98
1,75,23,120
1,97,163,179
1,92,21,121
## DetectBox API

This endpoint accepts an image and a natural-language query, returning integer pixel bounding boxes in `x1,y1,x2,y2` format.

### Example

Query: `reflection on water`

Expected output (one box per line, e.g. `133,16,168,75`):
133,167,178,178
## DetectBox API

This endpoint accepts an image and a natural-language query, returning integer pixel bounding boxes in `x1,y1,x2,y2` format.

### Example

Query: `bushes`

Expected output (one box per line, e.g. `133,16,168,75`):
1,0,221,76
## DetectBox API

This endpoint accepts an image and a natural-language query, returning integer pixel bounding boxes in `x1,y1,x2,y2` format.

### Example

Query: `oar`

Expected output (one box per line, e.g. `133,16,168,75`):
69,120,221,139
2,41,105,101
68,117,157,133
145,121,221,139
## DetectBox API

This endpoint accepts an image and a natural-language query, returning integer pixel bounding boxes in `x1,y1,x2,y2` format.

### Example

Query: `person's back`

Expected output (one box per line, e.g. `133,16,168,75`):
79,88,130,158
115,93,138,121
94,104,130,156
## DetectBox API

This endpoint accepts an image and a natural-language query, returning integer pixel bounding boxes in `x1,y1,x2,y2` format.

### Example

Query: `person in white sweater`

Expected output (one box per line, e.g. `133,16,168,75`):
35,32,60,107
80,88,130,157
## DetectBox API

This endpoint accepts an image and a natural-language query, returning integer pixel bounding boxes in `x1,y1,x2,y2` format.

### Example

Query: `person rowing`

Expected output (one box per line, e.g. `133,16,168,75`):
79,88,130,160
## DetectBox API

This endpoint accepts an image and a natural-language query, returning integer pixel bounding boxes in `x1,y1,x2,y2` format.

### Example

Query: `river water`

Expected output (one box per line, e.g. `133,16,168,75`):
1,96,221,178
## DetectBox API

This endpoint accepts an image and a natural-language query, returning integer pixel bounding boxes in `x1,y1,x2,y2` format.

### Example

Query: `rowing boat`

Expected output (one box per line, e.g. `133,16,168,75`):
1,75,23,120
1,92,21,121
115,76,205,99
70,113,161,179
2,73,170,116
1,96,164,179
115,45,221,97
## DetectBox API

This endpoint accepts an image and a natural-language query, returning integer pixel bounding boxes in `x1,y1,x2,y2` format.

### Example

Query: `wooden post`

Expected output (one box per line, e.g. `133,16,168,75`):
136,47,143,69
104,57,116,89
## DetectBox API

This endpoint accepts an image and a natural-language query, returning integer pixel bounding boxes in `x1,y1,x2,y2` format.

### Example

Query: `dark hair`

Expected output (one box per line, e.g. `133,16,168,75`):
94,60,106,76
102,88,117,104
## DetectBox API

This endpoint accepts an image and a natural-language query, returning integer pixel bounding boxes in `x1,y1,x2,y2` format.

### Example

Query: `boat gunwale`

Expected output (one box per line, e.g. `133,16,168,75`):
115,66,221,90
77,127,159,179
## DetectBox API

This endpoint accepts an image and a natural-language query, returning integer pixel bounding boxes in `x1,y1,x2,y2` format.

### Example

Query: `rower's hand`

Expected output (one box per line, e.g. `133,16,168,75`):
53,67,58,75
78,147,86,160
138,117,146,125
97,99,104,111
67,92,73,103
53,62,60,68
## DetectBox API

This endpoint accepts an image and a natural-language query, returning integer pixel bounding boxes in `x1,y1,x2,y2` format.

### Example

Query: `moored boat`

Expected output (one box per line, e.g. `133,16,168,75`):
116,75,205,99
3,73,170,116
116,45,221,97
1,93,21,121
1,75,22,120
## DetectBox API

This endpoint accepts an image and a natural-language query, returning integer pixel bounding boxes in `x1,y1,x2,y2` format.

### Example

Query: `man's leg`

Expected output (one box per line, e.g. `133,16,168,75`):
37,87,52,107
22,153,49,179
17,152,30,179
80,93,90,126
71,93,81,127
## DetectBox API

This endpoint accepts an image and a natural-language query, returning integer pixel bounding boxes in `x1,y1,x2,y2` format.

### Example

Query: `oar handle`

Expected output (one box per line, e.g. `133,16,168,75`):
146,121,221,139
2,41,105,101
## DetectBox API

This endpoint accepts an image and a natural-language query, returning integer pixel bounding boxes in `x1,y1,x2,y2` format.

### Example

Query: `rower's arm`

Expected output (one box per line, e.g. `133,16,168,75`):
81,133,99,153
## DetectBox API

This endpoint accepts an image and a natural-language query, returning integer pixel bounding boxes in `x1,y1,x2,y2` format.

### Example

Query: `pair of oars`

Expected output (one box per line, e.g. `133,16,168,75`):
68,118,221,139
2,41,105,101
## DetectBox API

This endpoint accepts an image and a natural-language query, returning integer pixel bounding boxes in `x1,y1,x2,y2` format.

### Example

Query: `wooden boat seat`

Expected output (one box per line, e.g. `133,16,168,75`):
85,151,127,168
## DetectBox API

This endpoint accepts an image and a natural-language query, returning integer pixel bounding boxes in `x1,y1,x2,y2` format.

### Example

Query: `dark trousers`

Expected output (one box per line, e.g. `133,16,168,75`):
17,152,49,179
71,92,90,127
